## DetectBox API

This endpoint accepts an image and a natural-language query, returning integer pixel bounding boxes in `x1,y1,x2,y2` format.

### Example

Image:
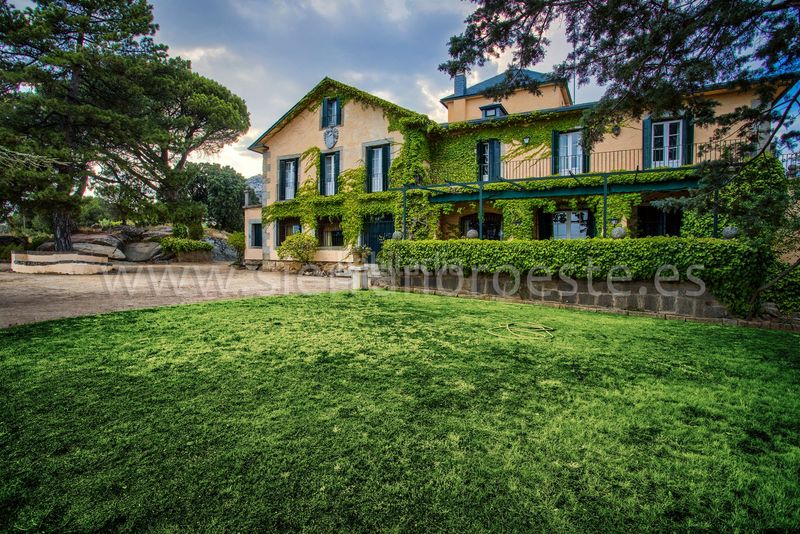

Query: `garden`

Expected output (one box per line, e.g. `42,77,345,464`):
1,292,798,531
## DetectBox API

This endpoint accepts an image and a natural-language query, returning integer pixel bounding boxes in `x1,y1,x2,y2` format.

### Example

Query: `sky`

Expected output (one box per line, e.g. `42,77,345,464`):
150,0,605,178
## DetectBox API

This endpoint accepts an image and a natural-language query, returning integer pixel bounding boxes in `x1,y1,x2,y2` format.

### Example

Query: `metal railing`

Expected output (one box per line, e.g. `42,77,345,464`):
433,141,798,182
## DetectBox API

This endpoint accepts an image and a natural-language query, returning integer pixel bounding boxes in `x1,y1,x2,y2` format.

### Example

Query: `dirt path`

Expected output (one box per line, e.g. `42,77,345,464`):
0,263,350,328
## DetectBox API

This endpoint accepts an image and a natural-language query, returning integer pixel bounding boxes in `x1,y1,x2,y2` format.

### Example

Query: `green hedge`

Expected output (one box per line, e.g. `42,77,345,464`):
381,238,771,316
159,237,213,253
763,261,800,316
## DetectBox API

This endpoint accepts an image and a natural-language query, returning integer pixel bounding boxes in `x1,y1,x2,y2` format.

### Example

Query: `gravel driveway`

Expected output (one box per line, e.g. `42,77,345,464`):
0,262,350,328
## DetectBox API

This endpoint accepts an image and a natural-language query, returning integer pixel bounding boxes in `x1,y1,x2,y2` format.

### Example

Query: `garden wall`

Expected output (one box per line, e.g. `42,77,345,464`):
11,251,112,275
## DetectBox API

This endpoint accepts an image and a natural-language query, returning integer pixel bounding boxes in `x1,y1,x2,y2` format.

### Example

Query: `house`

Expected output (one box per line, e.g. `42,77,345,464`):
244,70,795,268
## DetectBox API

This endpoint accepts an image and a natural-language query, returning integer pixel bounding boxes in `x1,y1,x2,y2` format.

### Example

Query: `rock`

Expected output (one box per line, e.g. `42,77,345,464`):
122,241,163,262
611,226,627,239
203,237,238,262
141,226,173,242
72,242,125,260
107,225,144,243
70,232,122,248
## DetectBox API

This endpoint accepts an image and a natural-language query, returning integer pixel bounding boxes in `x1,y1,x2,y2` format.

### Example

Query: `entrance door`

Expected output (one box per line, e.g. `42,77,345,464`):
363,215,395,262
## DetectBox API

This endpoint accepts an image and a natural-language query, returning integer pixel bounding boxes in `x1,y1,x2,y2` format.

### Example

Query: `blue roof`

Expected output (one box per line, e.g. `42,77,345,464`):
440,70,558,102
437,101,597,128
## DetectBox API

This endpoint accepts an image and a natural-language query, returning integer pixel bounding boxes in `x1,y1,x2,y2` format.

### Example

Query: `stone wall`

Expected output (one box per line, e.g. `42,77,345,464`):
376,271,729,319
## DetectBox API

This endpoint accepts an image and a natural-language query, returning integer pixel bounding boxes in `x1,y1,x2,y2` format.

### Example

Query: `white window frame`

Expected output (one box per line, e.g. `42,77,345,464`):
323,154,337,196
478,141,490,182
559,131,583,176
652,119,682,168
370,147,384,192
283,159,297,201
552,210,589,240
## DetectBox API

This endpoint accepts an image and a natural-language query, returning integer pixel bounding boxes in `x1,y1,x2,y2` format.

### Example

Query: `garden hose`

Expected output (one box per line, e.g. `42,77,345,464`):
486,322,555,339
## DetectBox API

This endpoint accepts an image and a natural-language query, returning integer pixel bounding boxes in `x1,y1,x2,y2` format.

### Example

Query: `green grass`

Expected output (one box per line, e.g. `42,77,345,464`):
1,292,799,531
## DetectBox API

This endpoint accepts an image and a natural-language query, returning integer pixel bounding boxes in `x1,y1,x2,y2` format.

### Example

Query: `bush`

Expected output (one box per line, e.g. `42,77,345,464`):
159,237,213,253
0,243,24,260
276,233,318,265
762,261,800,316
172,224,189,238
227,231,245,263
188,223,204,240
381,238,771,316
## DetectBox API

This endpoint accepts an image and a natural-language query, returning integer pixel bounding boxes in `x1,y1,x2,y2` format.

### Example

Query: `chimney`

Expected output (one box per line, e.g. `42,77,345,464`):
454,72,466,96
244,189,250,207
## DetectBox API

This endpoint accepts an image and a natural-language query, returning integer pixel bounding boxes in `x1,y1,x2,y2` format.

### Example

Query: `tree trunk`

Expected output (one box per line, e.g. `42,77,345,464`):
746,257,800,319
52,210,74,251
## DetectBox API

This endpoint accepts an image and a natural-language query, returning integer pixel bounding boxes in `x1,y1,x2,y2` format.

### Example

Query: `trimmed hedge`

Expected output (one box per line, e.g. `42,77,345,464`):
159,237,213,253
381,238,771,316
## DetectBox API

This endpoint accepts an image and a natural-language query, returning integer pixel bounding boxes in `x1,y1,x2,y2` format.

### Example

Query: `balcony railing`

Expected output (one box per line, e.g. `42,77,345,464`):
435,141,798,183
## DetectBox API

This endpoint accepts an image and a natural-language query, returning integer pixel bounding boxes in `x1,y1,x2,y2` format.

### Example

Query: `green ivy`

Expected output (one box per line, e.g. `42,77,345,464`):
159,237,213,253
494,198,556,240
381,238,772,316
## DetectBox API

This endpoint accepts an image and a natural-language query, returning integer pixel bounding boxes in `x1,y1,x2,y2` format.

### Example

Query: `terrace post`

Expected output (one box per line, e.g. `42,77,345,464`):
602,174,609,237
712,188,719,238
478,181,484,239
402,185,408,239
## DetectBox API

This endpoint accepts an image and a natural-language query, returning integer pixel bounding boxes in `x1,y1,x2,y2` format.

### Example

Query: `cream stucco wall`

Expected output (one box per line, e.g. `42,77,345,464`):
253,99,404,263
243,206,264,261
445,83,570,122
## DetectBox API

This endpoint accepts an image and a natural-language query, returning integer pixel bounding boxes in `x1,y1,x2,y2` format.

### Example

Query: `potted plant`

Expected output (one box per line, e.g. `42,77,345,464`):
349,244,372,265
276,233,318,271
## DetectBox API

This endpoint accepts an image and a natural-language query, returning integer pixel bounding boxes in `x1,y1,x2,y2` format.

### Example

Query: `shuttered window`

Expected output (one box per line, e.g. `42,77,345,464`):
366,144,390,192
476,139,500,181
320,152,340,196
321,97,342,127
279,158,299,201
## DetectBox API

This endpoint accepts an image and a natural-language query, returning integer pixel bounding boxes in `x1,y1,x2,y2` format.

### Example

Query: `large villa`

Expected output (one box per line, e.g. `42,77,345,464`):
242,69,795,269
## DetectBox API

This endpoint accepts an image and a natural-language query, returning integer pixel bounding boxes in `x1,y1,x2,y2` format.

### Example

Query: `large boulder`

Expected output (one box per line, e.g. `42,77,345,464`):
122,241,163,262
141,226,173,242
69,233,123,248
203,237,238,262
107,225,145,244
72,242,126,260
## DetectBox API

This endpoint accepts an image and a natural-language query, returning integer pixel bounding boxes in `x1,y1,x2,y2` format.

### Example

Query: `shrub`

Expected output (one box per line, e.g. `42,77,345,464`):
0,243,24,260
159,237,213,253
188,223,204,240
381,238,771,316
227,231,245,263
276,233,318,265
172,224,189,238
762,261,800,316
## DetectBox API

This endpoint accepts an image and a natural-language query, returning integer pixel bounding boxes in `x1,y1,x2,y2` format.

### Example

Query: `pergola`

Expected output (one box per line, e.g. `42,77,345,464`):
392,169,703,239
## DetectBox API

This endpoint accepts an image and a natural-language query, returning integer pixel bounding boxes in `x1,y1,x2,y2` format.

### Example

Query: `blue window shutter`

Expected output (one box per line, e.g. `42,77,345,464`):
335,98,342,125
321,98,329,128
476,141,486,180
551,130,560,174
319,152,325,195
334,152,340,193
293,159,299,198
365,147,373,193
642,117,653,169
538,209,553,239
586,209,596,238
682,116,694,164
582,131,590,173
490,139,501,180
382,144,390,190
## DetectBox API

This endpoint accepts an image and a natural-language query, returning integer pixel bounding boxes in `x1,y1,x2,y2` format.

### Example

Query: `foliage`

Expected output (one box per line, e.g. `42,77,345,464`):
227,231,245,264
185,163,249,231
440,1,799,153
77,197,114,228
0,242,23,260
495,198,555,239
172,224,189,239
0,292,798,531
276,232,318,264
159,237,212,253
763,260,800,316
382,237,771,315
0,0,163,250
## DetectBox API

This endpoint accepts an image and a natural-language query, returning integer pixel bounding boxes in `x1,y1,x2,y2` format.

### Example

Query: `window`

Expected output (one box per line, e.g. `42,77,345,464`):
318,218,344,247
249,222,262,248
480,104,506,119
366,144,390,192
322,97,341,127
552,210,589,240
477,139,500,181
637,206,682,237
276,218,301,247
652,120,682,168
558,131,584,175
320,152,339,196
460,213,503,240
279,158,298,201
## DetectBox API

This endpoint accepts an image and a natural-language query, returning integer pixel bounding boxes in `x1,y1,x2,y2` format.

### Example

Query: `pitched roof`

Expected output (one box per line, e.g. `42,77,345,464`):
248,77,426,152
439,69,559,103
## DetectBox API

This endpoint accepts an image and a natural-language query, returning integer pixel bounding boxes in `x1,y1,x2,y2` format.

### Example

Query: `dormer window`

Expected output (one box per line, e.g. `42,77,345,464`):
480,103,507,119
321,97,341,127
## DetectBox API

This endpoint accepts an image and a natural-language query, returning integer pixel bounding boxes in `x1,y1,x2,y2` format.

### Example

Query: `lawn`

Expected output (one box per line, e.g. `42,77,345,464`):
1,291,798,531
